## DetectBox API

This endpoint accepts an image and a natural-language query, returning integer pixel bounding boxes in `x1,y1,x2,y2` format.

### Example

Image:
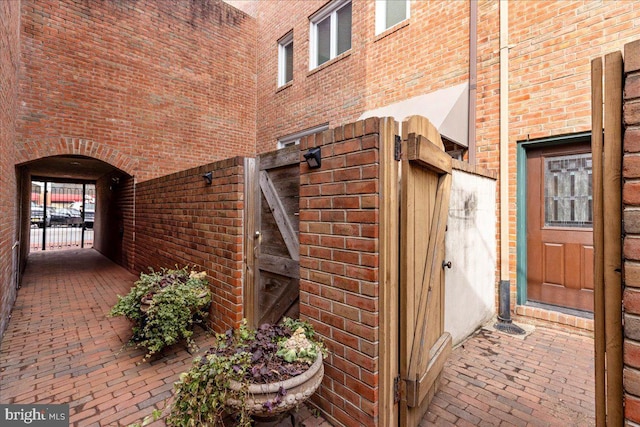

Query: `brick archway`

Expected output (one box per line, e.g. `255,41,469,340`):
16,137,137,176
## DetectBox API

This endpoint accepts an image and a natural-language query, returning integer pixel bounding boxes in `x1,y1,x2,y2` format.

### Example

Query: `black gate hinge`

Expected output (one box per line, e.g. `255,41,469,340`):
393,375,401,403
394,135,401,161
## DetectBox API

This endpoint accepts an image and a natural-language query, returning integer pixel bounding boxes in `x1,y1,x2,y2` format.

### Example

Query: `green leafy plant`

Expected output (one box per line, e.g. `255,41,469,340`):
164,318,325,427
109,267,212,361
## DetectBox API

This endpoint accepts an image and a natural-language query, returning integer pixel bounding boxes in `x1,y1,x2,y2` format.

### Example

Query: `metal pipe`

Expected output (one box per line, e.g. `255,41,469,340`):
468,0,477,165
499,0,510,305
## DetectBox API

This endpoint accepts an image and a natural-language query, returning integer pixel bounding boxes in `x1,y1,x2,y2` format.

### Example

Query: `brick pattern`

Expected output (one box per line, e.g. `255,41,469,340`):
426,327,595,426
0,0,20,340
134,157,246,333
0,250,330,427
299,118,381,427
624,39,640,425
16,0,257,183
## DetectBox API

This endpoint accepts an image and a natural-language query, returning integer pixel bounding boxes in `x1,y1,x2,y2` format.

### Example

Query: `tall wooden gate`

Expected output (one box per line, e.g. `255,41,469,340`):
398,117,453,425
245,145,300,327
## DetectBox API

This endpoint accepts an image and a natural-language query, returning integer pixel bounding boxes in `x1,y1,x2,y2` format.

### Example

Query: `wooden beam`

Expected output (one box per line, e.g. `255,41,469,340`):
405,333,452,408
259,144,300,170
591,56,606,427
603,50,623,426
379,117,400,427
259,170,300,261
258,254,300,279
244,158,258,327
406,134,452,175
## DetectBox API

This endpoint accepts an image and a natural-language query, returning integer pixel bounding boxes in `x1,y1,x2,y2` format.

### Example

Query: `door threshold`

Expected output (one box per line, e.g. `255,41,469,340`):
526,301,593,319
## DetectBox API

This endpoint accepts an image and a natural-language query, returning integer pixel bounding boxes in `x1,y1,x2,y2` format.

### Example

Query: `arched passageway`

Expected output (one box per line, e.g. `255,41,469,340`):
16,155,134,278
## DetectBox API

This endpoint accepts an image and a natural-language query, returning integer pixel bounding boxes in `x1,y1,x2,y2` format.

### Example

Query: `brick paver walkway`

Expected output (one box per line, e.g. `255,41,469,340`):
0,249,594,426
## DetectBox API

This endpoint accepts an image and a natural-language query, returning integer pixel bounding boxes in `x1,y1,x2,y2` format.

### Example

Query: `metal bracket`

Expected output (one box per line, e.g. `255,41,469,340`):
393,376,401,403
394,135,402,161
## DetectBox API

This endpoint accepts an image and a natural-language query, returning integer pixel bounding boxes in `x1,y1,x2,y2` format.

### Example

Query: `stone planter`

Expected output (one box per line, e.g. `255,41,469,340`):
227,352,324,418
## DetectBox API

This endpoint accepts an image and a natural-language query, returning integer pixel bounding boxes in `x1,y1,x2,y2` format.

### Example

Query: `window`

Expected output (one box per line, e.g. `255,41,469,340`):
278,32,294,87
375,0,409,35
309,0,352,69
544,153,593,227
277,123,329,149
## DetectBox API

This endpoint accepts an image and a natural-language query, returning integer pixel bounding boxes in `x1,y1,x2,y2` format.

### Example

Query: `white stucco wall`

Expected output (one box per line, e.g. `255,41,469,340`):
445,168,497,345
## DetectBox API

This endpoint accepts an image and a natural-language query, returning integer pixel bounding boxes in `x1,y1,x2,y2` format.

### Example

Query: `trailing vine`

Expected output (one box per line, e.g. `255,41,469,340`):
109,267,212,361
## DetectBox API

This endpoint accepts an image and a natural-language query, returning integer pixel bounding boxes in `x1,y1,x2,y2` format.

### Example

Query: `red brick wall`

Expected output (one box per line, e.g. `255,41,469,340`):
94,174,135,271
0,1,21,339
16,0,257,183
299,118,381,427
623,39,640,426
134,157,246,333
254,0,469,153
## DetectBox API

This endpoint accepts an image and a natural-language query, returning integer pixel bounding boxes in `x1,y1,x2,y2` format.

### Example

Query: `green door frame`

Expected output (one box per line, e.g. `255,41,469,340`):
516,132,592,306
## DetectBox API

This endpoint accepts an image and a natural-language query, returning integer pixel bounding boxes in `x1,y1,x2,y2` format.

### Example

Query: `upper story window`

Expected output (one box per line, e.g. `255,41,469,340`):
309,0,352,69
375,0,409,35
278,32,294,87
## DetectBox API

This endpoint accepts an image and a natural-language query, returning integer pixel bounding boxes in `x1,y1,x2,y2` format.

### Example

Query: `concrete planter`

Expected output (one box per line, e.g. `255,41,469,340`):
227,352,324,418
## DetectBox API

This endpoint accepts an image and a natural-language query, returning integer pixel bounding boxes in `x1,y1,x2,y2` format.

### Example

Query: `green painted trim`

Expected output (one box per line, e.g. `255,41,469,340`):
515,132,591,306
516,143,527,305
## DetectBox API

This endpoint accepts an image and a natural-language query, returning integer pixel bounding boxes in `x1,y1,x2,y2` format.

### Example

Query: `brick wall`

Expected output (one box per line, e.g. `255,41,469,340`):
134,157,246,333
299,118,381,427
94,174,135,271
623,39,640,425
503,1,640,316
16,0,257,183
0,1,20,340
253,0,469,153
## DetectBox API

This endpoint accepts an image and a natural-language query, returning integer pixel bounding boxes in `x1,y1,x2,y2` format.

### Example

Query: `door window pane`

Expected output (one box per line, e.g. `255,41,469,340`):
544,153,592,227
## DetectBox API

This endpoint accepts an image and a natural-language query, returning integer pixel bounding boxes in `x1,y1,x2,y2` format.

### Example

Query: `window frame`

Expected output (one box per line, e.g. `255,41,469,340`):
375,0,410,35
278,31,294,87
309,0,352,70
277,123,330,149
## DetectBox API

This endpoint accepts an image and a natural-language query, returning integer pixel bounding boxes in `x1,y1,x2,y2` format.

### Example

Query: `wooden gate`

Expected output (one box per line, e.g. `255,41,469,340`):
399,117,453,425
246,145,300,327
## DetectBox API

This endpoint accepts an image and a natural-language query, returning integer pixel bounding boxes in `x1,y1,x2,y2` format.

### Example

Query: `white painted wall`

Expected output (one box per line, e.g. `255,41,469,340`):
445,168,496,345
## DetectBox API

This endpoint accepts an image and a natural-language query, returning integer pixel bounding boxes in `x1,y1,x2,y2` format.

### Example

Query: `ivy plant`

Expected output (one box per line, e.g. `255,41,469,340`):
109,267,212,361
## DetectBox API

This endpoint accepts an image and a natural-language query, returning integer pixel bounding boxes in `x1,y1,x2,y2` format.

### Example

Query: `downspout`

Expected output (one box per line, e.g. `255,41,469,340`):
468,0,477,165
495,0,523,333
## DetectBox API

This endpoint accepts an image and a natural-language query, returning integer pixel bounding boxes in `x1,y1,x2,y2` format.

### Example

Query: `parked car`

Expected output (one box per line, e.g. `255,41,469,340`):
68,202,95,228
50,208,82,227
30,203,51,228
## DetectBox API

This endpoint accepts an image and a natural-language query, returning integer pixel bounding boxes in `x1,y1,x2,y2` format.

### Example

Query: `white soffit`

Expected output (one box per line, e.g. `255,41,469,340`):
358,82,469,147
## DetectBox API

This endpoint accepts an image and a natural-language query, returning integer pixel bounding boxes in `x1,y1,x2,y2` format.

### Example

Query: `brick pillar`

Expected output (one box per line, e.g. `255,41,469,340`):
623,39,640,424
299,118,381,427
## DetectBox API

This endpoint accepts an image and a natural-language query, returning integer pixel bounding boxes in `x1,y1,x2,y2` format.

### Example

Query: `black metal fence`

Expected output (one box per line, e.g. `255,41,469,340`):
30,181,95,252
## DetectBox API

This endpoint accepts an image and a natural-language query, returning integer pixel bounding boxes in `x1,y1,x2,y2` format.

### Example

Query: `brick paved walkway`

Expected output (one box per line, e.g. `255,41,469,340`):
0,249,594,426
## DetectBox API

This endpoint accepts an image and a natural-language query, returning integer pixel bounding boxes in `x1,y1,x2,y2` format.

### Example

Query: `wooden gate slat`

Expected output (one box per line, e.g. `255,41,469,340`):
406,134,452,175
259,253,300,279
408,172,451,379
406,333,452,407
259,170,300,261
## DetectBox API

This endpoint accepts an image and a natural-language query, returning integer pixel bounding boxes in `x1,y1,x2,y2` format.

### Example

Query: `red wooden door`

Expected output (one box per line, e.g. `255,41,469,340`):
526,142,594,312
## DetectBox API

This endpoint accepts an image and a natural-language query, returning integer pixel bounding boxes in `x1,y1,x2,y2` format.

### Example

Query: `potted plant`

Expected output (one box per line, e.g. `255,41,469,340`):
165,318,326,427
109,266,212,361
